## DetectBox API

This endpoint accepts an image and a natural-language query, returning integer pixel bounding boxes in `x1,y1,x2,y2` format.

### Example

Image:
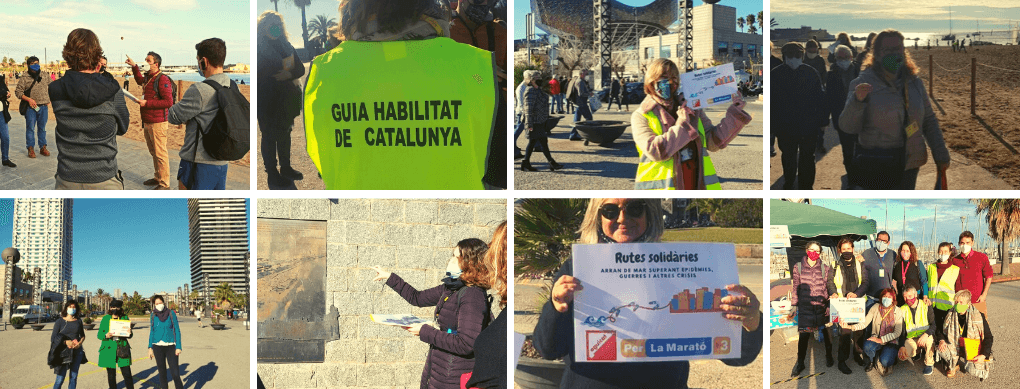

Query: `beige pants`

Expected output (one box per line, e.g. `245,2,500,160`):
54,172,124,190
901,333,934,366
143,121,170,187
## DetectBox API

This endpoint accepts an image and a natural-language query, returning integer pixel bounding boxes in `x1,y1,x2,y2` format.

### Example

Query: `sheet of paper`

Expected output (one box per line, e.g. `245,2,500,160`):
513,332,526,369
122,89,140,103
829,298,866,324
370,314,431,327
109,319,131,337
680,63,739,109
572,242,742,362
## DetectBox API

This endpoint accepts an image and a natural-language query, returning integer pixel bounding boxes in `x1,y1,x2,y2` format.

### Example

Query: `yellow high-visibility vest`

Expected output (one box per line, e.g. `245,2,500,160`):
900,301,930,339
833,260,863,297
304,38,497,190
927,264,960,311
634,111,721,190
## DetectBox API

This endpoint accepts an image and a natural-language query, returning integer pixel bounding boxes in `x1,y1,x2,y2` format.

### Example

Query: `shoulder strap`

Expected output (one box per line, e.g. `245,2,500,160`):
486,22,496,53
25,78,38,95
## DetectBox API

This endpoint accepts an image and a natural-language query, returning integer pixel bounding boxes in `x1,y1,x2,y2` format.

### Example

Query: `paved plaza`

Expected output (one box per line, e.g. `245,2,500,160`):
769,280,1020,389
0,315,249,389
0,114,249,190
514,96,764,190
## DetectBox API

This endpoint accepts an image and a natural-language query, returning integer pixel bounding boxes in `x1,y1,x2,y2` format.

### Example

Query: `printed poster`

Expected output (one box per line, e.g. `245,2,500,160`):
572,242,742,362
829,298,866,324
109,319,131,337
370,314,431,327
680,63,739,110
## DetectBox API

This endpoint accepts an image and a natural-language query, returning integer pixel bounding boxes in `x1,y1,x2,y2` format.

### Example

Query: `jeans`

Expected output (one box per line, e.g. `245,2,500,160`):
550,94,564,113
524,137,555,166
863,339,899,368
0,117,9,161
570,101,593,139
25,104,48,148
153,344,184,389
513,113,525,154
777,132,818,189
53,348,84,389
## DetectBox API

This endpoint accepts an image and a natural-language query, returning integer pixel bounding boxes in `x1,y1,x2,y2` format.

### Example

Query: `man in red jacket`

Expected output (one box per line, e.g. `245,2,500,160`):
126,51,174,190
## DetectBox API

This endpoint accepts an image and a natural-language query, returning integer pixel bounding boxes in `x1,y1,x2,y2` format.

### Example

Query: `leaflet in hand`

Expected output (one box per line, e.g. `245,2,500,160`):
680,63,739,109
122,89,140,103
109,319,131,337
370,314,432,327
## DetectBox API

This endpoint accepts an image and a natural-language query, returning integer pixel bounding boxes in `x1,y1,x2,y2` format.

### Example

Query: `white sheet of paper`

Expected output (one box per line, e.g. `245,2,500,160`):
370,314,431,327
109,319,131,337
514,332,526,369
680,63,739,110
122,89,140,103
571,242,742,362
830,298,866,324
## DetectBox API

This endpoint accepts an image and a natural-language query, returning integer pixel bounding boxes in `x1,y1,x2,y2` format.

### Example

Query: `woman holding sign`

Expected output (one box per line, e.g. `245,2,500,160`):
840,288,902,376
837,28,950,190
532,198,762,388
372,238,492,389
630,58,751,190
97,299,135,389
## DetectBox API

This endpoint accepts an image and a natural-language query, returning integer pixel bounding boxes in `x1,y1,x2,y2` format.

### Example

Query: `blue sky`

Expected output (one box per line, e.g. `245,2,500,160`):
772,2,1020,36
257,0,341,50
0,199,250,297
514,0,765,39
809,199,1007,254
0,0,250,66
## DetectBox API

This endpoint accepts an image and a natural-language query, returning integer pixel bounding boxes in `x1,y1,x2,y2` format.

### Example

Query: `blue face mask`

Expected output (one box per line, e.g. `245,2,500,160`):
881,297,893,307
655,78,671,100
29,64,40,72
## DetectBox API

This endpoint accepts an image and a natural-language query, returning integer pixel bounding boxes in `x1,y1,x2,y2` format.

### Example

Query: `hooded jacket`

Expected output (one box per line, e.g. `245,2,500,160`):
386,273,490,389
49,70,129,183
838,67,950,171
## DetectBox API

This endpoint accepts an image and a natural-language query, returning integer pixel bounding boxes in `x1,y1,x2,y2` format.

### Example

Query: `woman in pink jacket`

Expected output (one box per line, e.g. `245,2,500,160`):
630,58,752,190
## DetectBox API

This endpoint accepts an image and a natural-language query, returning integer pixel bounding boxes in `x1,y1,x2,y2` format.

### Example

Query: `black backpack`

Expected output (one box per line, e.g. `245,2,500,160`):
200,79,250,161
152,73,178,102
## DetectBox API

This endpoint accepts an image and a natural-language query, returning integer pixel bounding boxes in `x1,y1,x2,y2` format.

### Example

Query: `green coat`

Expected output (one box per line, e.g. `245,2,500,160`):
97,314,133,368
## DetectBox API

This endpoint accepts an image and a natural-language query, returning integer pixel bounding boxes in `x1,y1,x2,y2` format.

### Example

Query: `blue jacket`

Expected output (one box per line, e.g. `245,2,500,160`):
149,310,182,350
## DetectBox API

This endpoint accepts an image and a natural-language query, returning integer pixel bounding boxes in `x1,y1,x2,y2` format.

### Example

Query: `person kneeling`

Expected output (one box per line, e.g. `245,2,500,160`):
897,286,936,375
937,289,993,380
841,288,901,376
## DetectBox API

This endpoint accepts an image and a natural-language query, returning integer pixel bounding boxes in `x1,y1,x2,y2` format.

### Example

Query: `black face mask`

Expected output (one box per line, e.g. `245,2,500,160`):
840,252,855,263
463,2,491,25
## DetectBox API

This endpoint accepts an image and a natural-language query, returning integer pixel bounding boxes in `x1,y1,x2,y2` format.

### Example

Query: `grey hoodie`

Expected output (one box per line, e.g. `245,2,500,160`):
839,67,950,170
49,71,129,183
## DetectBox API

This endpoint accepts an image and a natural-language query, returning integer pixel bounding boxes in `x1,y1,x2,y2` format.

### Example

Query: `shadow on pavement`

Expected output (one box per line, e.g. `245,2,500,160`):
183,362,218,389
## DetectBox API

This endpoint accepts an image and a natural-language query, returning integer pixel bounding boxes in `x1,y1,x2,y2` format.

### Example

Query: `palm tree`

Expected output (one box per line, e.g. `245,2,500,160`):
736,17,745,33
689,199,728,224
308,14,337,54
269,0,279,11
746,14,757,35
758,11,764,32
292,0,312,50
214,283,236,307
972,199,1020,276
514,199,588,277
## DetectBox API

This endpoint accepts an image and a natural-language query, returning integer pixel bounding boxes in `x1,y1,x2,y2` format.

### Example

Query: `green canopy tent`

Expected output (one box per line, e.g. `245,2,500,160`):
771,199,877,247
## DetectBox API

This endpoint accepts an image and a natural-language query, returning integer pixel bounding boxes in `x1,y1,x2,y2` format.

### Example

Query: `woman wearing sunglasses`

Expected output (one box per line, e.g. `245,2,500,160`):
631,58,752,190
532,198,763,388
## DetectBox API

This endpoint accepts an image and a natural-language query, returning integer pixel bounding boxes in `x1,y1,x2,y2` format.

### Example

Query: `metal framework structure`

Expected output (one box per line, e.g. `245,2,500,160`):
680,0,694,71
594,0,611,88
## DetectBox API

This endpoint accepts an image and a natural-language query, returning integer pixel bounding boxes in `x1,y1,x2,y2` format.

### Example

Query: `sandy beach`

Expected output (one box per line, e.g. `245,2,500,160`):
4,77,251,168
771,44,1020,188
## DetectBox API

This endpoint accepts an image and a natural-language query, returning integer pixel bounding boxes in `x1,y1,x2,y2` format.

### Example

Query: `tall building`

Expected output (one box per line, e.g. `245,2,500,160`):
188,199,249,298
11,199,73,295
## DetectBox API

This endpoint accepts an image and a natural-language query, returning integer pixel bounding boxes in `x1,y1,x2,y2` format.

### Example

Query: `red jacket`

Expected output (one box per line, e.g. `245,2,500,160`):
549,79,561,95
131,65,174,123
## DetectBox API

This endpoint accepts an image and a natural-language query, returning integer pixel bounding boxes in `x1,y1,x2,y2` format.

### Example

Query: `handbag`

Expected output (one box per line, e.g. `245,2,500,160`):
18,78,38,116
116,340,131,359
588,95,602,113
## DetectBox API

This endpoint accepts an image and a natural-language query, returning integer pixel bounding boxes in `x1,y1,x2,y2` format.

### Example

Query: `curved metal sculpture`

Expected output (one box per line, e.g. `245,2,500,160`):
531,0,677,39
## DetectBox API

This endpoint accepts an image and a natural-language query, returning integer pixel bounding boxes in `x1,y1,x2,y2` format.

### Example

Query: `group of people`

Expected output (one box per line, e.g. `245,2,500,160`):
267,0,507,190
48,296,186,389
515,60,754,191
368,221,508,389
789,230,994,380
772,28,950,190
7,28,242,190
532,198,763,388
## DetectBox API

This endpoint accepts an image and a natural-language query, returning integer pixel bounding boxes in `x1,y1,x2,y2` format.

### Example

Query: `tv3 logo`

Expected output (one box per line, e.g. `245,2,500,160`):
713,337,731,355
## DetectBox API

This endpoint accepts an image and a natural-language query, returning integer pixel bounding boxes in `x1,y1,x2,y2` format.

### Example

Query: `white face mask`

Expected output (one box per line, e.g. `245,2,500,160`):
446,256,462,279
961,244,972,254
837,60,852,70
806,52,818,59
939,254,950,262
67,308,76,315
785,58,802,69
155,304,165,312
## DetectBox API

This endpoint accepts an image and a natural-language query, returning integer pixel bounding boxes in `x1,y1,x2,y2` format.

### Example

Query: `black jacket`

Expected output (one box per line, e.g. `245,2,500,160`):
466,309,507,389
48,317,89,369
771,63,827,137
825,63,859,131
49,70,129,183
532,260,763,389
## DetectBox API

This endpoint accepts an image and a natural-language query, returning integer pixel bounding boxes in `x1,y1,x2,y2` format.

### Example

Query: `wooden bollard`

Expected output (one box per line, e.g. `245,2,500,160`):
971,57,976,116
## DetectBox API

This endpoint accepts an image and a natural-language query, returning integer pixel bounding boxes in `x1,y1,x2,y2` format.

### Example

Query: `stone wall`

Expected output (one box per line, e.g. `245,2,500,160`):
256,199,507,389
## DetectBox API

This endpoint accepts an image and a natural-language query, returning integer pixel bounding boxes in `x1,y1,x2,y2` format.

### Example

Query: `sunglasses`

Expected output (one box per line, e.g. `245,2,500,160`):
599,201,646,220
